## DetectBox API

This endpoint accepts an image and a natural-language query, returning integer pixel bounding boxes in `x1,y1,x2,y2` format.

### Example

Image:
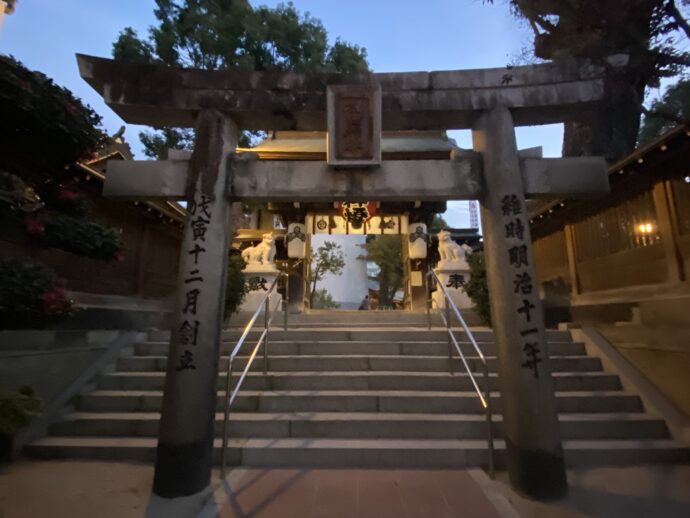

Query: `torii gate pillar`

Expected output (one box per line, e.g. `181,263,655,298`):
152,110,237,499
473,105,567,499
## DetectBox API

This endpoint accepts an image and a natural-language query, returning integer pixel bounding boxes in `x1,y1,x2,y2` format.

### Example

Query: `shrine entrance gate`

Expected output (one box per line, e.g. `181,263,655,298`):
77,54,612,501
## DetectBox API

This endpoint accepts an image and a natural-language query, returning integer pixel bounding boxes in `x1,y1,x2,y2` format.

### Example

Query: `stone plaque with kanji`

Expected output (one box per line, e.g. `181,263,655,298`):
327,84,381,167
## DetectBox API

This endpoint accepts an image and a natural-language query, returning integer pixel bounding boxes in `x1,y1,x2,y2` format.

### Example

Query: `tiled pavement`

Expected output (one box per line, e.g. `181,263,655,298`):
205,468,506,518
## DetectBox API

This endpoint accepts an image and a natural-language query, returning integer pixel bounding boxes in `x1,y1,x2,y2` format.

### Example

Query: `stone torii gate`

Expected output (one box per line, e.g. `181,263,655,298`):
77,54,611,502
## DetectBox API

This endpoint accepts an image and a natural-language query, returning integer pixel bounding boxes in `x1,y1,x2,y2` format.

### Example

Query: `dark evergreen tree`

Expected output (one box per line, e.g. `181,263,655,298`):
639,78,690,142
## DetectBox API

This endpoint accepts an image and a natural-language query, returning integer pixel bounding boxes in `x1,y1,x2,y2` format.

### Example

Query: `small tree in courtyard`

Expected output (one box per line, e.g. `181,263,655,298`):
308,241,345,308
224,254,246,317
428,214,449,233
311,288,340,309
361,235,404,308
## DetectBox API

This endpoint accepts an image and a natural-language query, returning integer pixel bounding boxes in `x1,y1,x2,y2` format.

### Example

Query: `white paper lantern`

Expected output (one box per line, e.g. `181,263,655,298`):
408,223,428,259
286,223,307,258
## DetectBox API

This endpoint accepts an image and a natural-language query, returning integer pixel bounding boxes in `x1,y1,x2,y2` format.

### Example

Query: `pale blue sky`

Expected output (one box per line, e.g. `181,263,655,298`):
0,0,568,226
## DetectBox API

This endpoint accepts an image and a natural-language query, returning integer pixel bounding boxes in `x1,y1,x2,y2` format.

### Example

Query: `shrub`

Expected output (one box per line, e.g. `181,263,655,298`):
0,386,41,462
225,254,246,317
0,386,41,437
311,288,340,309
0,257,74,328
0,54,104,168
463,250,492,326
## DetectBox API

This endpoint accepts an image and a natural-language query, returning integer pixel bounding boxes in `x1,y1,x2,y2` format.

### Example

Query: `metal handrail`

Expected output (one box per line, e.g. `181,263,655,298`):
220,271,289,477
426,269,495,479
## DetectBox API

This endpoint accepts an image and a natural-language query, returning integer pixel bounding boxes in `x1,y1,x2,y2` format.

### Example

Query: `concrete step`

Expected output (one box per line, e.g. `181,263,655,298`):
78,390,643,414
114,354,602,374
148,329,573,343
134,340,585,357
98,370,621,393
50,411,670,441
25,436,690,468
226,310,452,327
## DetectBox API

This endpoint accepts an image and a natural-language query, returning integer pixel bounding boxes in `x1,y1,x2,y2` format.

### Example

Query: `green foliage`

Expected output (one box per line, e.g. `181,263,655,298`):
38,214,123,261
112,27,155,65
111,0,369,159
362,235,403,307
0,257,74,329
309,240,345,307
0,172,40,214
324,38,369,74
311,288,340,309
0,174,124,261
225,254,246,317
640,79,690,143
0,57,123,262
139,127,195,159
463,250,491,326
0,55,104,168
0,386,41,437
428,214,449,233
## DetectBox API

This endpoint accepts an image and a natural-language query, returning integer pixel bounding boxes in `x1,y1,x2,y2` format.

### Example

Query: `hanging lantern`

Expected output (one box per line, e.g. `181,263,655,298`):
286,223,307,258
408,223,428,259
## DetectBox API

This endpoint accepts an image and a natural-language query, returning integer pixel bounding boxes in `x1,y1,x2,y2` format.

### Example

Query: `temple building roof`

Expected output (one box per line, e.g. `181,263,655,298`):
238,131,459,160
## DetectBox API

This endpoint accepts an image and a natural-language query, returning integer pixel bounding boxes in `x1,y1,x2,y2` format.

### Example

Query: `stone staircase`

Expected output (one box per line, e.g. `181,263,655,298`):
26,311,689,467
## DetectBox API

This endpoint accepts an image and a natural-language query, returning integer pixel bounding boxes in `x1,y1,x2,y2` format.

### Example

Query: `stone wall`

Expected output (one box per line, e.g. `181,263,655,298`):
596,297,690,418
0,330,123,402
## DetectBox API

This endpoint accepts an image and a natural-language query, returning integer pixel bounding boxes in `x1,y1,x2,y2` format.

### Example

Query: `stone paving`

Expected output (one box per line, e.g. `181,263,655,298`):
494,465,690,518
2,460,690,517
203,468,504,518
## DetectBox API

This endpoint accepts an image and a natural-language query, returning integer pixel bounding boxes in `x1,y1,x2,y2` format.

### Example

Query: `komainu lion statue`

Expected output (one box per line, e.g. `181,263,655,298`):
242,233,276,265
437,230,466,262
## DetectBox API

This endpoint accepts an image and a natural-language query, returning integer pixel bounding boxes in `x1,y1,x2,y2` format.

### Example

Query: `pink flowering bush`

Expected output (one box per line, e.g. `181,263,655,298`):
0,257,74,329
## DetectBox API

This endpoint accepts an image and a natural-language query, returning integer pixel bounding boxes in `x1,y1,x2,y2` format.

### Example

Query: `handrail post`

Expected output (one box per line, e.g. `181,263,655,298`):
429,268,493,479
264,295,269,375
283,273,289,332
426,272,432,330
484,362,495,479
446,299,453,375
220,357,233,479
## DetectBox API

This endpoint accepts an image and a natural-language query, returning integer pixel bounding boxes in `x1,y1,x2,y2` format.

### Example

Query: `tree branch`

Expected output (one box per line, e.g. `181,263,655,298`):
667,0,690,41
630,81,690,131
651,48,690,67
640,104,689,127
533,14,557,33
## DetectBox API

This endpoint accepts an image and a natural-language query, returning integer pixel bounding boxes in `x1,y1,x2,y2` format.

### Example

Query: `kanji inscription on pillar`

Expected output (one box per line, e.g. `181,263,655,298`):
327,84,381,167
500,192,543,378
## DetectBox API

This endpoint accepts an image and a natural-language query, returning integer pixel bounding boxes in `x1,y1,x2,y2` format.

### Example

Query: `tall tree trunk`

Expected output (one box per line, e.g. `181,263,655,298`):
563,65,648,162
379,274,390,307
309,275,318,307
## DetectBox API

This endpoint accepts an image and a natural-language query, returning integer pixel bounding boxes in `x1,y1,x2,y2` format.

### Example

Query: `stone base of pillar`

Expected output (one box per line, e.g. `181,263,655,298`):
432,266,472,310
240,268,282,313
145,486,212,517
240,291,282,313
505,438,568,499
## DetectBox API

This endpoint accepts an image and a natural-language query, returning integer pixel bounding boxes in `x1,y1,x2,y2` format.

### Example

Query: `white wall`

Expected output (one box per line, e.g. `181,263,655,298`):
311,234,368,309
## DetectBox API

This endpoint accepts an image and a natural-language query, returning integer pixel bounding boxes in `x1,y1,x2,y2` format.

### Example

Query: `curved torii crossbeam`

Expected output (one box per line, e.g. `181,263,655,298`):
77,53,605,130
77,54,614,503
